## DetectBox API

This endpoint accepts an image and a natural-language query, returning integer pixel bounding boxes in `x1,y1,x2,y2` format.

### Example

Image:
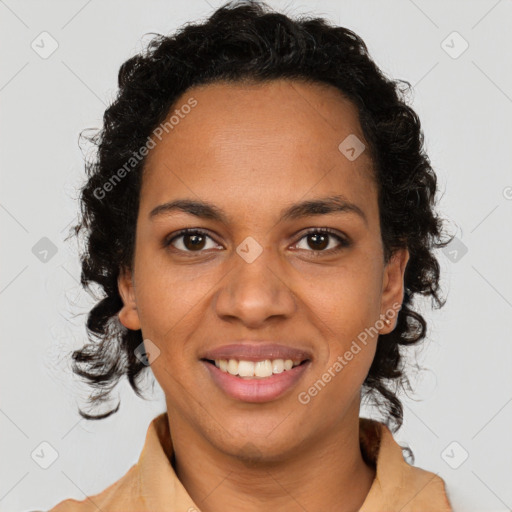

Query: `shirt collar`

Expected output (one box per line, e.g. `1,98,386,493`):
138,412,452,511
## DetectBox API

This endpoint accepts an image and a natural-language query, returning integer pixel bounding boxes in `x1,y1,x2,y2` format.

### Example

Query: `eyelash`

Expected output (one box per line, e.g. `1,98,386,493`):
163,227,351,257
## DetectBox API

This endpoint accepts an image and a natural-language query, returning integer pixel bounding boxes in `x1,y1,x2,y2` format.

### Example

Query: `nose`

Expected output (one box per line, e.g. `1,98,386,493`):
212,243,297,328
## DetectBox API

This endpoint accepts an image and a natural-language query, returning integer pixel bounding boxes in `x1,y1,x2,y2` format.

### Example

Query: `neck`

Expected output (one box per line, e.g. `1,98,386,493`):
166,401,376,512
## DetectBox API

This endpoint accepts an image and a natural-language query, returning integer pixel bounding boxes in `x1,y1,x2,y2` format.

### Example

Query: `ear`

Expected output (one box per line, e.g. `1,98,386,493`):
117,266,141,331
379,247,409,334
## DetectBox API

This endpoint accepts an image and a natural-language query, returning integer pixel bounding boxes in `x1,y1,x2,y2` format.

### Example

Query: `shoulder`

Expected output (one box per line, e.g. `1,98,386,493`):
47,413,171,512
398,463,453,511
359,417,453,511
48,463,145,512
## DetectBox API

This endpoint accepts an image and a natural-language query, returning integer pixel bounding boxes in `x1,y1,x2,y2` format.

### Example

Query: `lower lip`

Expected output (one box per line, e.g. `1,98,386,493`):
202,360,311,403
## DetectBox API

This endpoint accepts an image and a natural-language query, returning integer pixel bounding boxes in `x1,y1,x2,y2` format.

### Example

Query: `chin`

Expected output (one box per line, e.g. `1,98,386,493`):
220,435,300,466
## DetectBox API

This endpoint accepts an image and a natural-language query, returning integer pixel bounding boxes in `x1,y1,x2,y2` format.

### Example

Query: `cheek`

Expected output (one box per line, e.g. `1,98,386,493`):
303,262,383,334
295,337,377,433
298,255,382,378
133,246,209,336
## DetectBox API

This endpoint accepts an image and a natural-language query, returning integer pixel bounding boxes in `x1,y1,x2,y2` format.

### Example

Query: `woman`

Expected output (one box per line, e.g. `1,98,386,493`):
50,1,454,510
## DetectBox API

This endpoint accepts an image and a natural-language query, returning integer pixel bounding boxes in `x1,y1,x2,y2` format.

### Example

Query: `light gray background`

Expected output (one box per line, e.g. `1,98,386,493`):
1,1,511,511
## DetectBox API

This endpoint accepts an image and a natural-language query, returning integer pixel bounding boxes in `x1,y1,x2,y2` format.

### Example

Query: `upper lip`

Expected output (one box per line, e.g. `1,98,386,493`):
201,343,313,362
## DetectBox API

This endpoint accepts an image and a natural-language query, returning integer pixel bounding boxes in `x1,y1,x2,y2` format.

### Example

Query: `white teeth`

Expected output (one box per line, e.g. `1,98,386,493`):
238,360,254,377
272,359,284,374
254,360,273,377
227,359,239,375
214,358,303,378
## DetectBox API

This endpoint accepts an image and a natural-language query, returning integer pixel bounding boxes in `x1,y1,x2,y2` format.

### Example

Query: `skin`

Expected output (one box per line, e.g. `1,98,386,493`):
118,79,409,512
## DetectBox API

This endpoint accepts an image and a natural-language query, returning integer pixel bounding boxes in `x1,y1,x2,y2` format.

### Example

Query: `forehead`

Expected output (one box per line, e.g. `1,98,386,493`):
141,79,376,223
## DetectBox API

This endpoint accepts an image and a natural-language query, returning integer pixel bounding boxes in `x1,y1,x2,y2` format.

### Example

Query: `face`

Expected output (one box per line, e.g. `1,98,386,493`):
118,79,409,460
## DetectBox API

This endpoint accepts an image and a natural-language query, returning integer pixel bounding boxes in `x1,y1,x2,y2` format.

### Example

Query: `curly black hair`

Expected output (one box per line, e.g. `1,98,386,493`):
66,0,453,432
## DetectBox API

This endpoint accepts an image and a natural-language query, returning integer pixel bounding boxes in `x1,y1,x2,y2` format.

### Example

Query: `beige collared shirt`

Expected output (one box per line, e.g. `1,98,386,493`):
49,412,453,511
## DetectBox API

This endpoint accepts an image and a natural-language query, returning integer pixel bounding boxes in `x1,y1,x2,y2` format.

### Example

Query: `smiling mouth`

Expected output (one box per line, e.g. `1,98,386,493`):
202,358,310,379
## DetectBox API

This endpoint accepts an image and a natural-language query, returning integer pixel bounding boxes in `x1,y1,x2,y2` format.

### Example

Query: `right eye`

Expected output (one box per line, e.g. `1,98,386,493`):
163,228,223,254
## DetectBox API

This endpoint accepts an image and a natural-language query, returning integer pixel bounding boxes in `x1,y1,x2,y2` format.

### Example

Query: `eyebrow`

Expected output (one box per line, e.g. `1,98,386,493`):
149,195,367,226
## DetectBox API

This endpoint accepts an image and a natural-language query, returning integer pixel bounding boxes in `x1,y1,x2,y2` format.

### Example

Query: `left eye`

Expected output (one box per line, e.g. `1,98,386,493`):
293,229,350,253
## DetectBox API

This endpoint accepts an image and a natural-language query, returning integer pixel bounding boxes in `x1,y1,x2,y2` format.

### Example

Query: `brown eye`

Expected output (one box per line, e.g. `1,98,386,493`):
182,232,206,251
164,229,221,253
294,228,350,254
306,232,329,251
